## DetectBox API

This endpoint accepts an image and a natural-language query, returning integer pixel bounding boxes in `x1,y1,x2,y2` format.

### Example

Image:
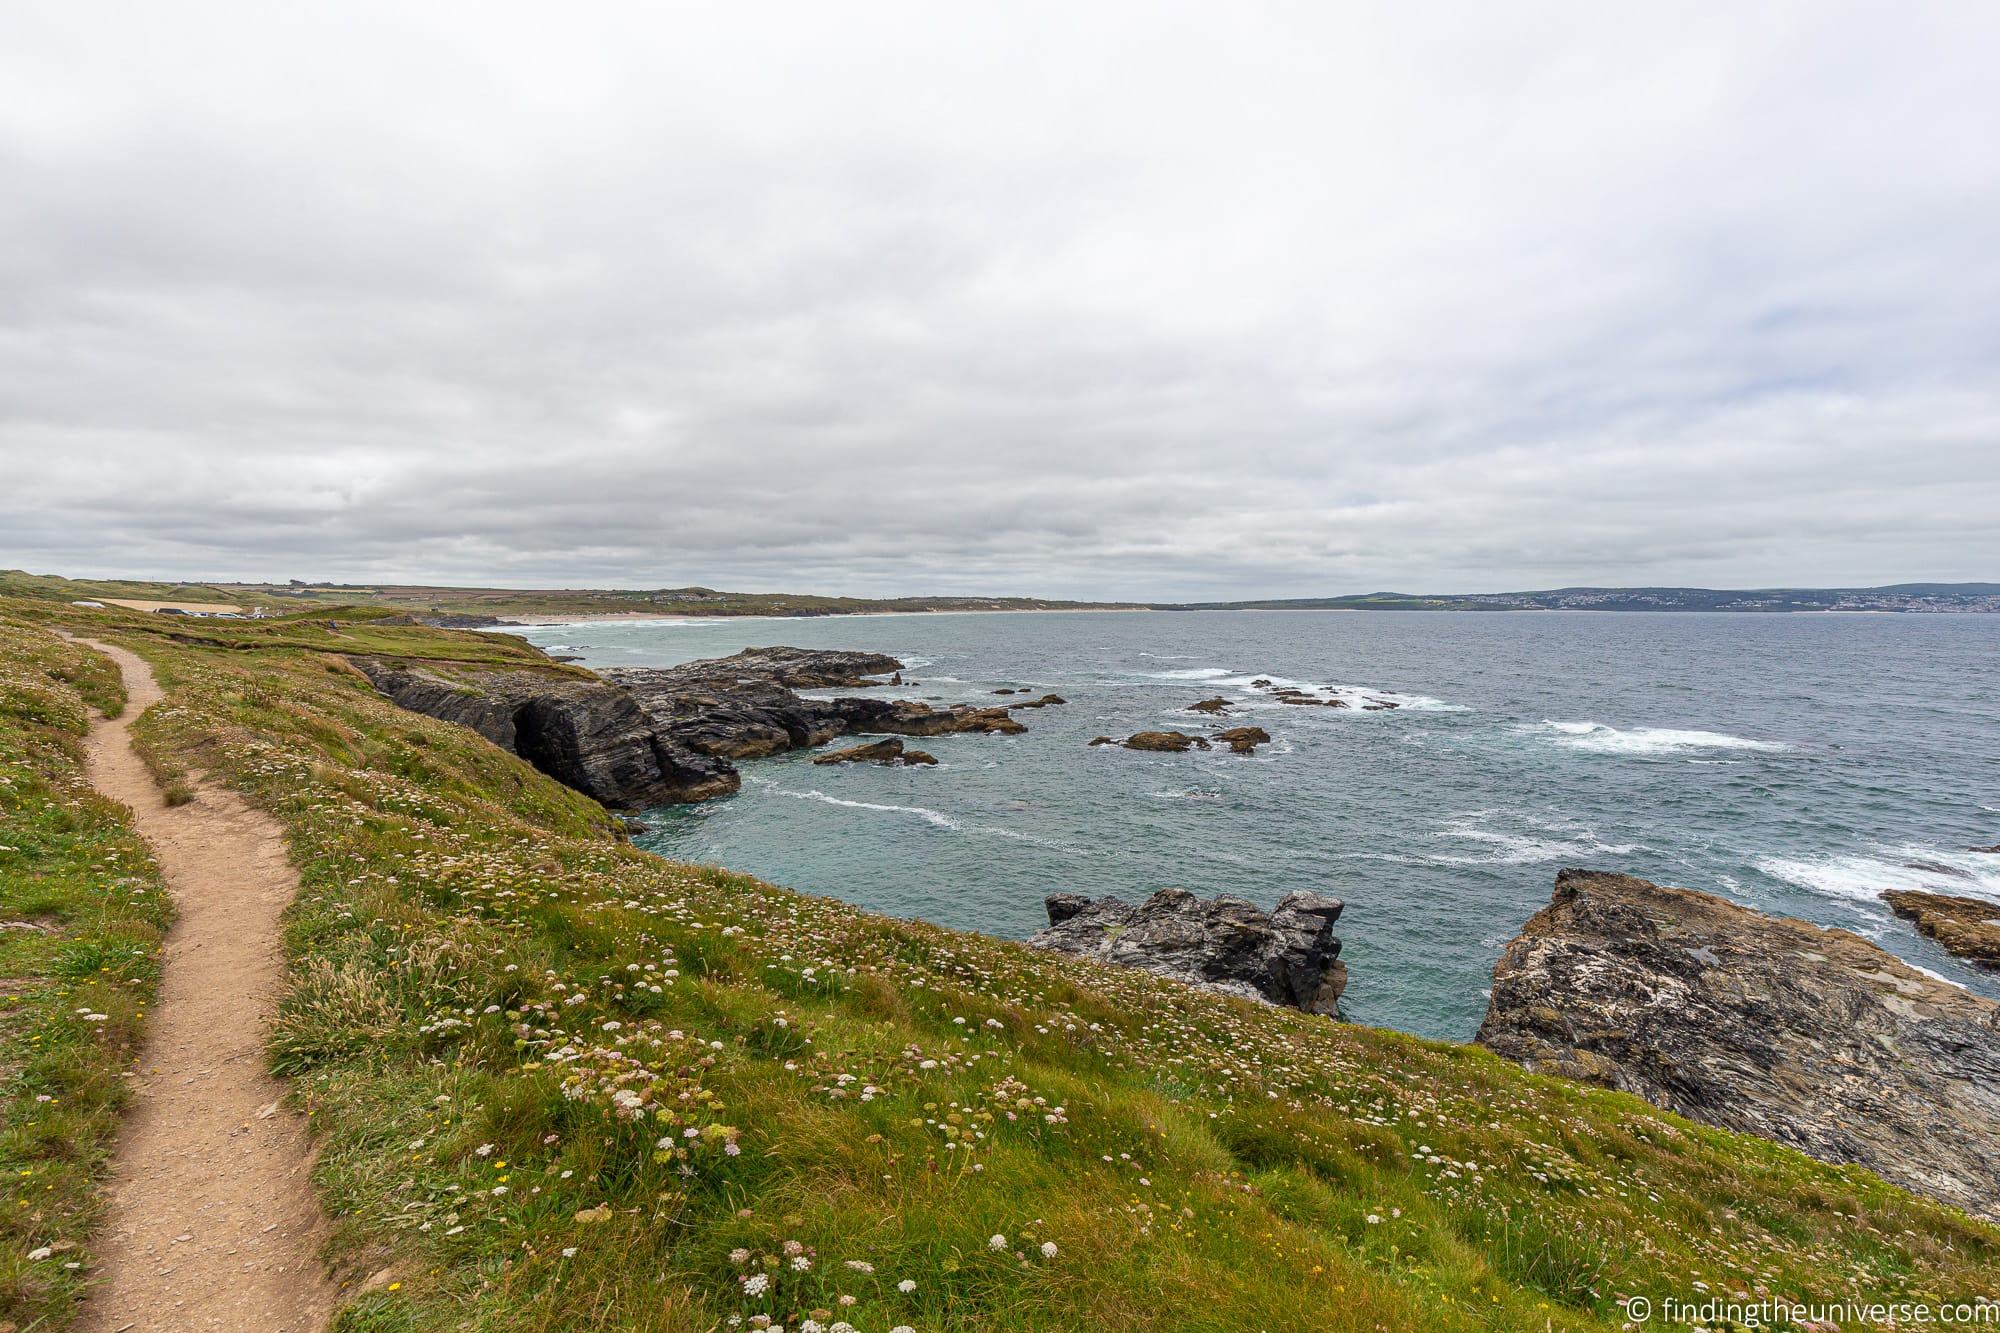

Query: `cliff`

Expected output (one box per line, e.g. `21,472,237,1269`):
353,646,1024,808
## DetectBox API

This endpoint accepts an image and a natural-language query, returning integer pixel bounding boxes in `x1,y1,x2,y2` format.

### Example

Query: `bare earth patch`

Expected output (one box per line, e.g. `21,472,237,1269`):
69,638,336,1332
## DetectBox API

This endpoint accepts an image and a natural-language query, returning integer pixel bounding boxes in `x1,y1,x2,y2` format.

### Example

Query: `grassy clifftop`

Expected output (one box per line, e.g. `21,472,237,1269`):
5,597,1997,1330
0,616,169,1325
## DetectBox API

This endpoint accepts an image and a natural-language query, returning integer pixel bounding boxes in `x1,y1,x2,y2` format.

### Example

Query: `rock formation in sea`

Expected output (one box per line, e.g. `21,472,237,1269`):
1186,697,1231,714
1120,730,1210,752
1029,888,1347,1017
1211,726,1271,754
812,738,937,767
1089,728,1269,754
1882,889,2000,969
355,647,1014,807
1478,868,2000,1223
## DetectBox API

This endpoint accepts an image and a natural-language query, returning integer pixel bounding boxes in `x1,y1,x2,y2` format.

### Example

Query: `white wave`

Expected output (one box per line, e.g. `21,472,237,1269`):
1424,814,1636,866
1758,847,2000,904
1149,789,1225,802
1144,667,1233,680
765,786,960,830
1541,720,1787,755
1324,685,1468,713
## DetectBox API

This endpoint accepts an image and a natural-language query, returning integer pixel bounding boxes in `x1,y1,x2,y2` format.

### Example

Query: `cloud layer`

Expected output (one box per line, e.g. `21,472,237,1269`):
3,2,1996,597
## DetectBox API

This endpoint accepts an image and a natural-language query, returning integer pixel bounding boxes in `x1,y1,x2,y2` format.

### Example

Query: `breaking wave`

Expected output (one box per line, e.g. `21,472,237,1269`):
1542,720,1787,755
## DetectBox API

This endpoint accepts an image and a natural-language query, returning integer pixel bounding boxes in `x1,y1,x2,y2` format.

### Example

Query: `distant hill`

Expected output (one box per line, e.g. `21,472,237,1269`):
6,568,1996,617
1170,584,2000,613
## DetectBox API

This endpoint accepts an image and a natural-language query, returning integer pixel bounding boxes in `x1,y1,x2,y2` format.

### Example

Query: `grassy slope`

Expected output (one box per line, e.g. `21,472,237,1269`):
0,615,170,1325
2,569,1137,620
3,597,1996,1330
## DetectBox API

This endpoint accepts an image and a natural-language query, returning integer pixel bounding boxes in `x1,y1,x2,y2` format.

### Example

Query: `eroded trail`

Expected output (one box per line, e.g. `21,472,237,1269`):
70,638,337,1333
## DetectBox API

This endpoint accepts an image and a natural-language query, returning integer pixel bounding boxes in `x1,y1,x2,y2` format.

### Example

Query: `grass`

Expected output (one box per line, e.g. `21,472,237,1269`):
2,592,1997,1329
0,614,170,1326
1,568,1139,621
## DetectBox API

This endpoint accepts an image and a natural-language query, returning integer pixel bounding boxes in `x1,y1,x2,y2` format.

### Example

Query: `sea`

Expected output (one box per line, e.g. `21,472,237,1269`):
506,610,2000,1041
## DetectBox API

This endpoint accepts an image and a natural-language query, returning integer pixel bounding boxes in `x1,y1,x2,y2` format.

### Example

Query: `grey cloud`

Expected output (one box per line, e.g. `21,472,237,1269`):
2,1,1997,598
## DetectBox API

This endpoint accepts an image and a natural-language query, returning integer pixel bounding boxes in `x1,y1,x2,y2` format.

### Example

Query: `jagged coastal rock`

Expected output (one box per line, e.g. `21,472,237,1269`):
1882,889,2000,969
1477,868,2000,1223
352,660,740,805
1029,888,1347,1017
356,647,1017,808
1186,696,1231,714
1089,727,1269,754
813,738,937,767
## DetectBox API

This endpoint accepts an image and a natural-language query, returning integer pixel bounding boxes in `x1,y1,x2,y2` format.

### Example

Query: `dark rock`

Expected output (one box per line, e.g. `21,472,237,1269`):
1008,693,1066,710
358,646,1017,810
380,611,504,629
1971,844,2000,854
352,659,736,806
814,738,910,765
1362,699,1400,711
1029,888,1346,1017
1211,726,1271,754
992,688,1019,695
637,646,902,690
1250,678,1273,688
1088,736,1116,747
1045,892,1092,925
1187,697,1231,714
1883,889,2000,969
1478,868,2000,1224
813,738,938,767
1123,731,1210,752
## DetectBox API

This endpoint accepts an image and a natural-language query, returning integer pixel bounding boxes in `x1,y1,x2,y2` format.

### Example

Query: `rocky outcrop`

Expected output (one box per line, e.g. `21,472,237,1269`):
352,660,736,805
813,738,937,767
1187,697,1231,714
1030,889,1346,1017
1122,731,1209,752
1007,694,1066,710
1478,869,2000,1224
1883,890,2000,969
378,611,506,629
1094,728,1268,754
358,647,1019,809
1211,726,1271,754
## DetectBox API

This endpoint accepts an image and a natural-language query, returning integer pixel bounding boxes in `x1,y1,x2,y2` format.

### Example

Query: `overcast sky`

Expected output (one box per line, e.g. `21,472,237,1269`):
2,2,1995,598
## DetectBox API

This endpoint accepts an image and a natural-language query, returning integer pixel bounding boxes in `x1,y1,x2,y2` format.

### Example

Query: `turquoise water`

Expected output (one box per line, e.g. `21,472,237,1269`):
509,610,2000,1040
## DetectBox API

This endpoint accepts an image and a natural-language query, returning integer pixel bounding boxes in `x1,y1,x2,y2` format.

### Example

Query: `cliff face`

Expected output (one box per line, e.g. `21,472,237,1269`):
1029,888,1347,1016
1478,868,2000,1223
355,647,1023,809
351,660,738,804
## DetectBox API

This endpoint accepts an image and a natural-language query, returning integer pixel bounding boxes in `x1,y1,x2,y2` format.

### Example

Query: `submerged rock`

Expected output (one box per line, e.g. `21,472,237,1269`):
1882,889,2000,969
1478,868,2000,1224
1007,693,1066,710
1030,888,1346,1016
1187,697,1231,714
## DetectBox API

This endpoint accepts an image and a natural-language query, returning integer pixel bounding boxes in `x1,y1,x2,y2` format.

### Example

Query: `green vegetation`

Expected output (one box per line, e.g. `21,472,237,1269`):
2,591,1996,1329
2,568,1139,621
0,615,170,1326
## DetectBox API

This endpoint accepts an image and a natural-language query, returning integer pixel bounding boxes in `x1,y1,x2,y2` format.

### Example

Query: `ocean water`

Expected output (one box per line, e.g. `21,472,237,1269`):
508,610,2000,1040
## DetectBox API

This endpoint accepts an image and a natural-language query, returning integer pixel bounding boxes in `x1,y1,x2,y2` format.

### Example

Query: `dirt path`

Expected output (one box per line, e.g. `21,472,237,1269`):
69,638,338,1333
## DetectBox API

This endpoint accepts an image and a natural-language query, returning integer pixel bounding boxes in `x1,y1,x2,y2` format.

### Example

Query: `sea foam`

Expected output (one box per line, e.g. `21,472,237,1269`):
1542,720,1787,755
1757,847,2000,904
